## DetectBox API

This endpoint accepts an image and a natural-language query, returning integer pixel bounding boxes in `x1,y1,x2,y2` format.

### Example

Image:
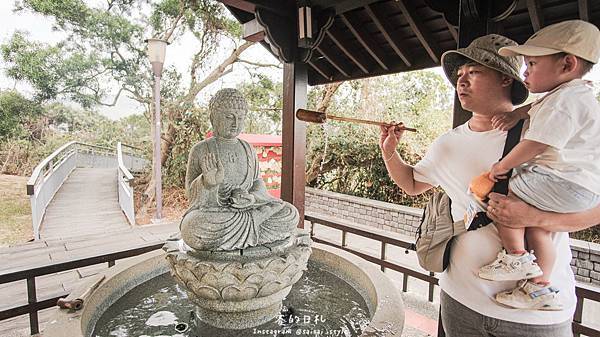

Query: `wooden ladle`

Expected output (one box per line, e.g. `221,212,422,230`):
296,109,417,132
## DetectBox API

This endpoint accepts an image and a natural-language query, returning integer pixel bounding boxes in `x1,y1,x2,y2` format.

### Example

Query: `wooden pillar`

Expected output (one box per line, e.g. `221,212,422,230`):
452,0,492,127
281,62,308,227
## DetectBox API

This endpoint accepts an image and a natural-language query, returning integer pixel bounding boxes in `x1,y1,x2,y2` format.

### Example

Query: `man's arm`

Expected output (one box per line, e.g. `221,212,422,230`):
487,192,600,232
383,151,433,196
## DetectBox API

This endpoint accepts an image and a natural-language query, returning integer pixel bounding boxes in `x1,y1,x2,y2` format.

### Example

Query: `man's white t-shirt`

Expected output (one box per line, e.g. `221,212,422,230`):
525,79,600,194
413,122,576,325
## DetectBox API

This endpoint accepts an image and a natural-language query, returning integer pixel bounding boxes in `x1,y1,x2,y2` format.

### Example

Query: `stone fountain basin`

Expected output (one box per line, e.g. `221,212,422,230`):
43,242,404,336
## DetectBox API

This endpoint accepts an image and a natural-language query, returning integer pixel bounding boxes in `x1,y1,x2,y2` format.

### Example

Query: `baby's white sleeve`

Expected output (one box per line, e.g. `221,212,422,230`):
524,101,575,149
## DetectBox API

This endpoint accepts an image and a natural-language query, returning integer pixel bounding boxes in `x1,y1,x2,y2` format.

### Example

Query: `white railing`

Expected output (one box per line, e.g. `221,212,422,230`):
119,143,149,173
27,142,79,240
117,142,136,226
27,141,147,239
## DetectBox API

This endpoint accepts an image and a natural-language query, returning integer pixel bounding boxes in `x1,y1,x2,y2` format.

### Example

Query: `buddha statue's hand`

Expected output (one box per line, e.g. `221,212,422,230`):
200,153,224,187
230,189,256,209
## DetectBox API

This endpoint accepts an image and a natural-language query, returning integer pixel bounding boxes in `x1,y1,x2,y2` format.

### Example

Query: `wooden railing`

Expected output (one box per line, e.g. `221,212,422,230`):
0,242,164,335
26,141,148,238
1,212,598,336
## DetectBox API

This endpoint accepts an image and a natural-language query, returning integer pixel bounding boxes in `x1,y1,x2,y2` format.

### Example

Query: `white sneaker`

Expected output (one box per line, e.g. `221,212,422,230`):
478,250,543,281
495,279,563,311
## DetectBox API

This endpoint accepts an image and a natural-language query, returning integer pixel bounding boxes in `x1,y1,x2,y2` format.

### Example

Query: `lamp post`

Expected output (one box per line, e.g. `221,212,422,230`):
146,38,168,219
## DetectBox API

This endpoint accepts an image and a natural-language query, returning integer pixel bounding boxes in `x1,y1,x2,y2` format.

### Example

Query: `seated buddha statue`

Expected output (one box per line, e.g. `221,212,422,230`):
180,88,299,251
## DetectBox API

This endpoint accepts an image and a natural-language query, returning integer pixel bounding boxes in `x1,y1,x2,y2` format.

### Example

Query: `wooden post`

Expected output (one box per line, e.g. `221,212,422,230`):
281,62,308,228
452,0,492,128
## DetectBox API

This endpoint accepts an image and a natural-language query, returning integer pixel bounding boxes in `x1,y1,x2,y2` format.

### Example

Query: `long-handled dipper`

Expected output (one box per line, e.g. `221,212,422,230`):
57,274,106,310
296,108,417,132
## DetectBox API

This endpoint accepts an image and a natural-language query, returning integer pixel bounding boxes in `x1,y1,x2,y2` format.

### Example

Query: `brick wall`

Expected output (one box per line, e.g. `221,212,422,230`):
306,187,600,286
305,187,422,236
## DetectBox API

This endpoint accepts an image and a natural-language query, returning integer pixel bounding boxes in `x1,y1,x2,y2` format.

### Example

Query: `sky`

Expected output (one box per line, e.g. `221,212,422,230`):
1,1,599,120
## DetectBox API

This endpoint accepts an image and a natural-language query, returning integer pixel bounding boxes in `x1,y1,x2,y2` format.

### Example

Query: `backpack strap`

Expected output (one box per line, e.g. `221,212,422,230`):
467,119,525,231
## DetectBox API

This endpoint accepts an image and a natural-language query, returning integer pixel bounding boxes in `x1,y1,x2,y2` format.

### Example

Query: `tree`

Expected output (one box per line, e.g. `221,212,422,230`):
0,90,43,140
237,73,284,135
2,0,276,210
305,70,453,207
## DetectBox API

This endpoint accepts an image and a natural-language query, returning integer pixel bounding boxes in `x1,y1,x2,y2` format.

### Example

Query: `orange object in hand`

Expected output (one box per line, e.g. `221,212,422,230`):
469,171,495,201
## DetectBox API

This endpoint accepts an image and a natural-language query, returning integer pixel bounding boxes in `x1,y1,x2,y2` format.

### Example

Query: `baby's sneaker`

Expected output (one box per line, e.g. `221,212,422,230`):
495,279,563,311
478,250,543,281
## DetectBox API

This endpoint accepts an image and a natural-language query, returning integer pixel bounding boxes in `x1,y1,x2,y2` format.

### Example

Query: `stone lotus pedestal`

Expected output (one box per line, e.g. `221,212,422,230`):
163,230,312,329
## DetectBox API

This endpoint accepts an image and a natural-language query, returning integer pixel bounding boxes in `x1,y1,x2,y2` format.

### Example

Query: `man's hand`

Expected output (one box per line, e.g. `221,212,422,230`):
488,162,510,182
487,192,538,228
379,122,405,159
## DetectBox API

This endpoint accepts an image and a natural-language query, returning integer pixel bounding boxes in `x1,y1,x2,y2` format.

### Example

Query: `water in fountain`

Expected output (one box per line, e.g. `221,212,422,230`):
92,261,370,337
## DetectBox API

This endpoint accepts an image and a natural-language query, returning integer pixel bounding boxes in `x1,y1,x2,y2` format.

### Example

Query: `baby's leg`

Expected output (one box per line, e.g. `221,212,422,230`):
526,227,554,284
496,223,526,254
496,190,526,254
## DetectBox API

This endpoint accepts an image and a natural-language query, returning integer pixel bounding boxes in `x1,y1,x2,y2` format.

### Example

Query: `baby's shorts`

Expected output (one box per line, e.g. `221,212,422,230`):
510,165,600,213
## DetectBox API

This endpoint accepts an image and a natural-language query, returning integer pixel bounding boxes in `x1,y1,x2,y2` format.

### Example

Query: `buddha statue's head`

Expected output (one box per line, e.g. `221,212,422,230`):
209,88,248,139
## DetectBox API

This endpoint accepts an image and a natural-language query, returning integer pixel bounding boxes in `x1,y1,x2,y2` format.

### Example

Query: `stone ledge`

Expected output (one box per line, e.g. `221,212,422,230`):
570,239,590,253
306,187,423,217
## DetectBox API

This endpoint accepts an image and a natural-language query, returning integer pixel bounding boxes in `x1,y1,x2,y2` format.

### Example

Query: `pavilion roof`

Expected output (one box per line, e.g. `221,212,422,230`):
220,0,600,85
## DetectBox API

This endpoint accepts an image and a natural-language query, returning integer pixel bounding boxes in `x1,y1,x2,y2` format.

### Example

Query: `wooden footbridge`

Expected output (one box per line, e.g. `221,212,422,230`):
26,141,149,240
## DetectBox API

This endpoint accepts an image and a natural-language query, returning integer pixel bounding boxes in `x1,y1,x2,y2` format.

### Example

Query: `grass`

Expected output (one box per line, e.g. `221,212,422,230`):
0,174,32,247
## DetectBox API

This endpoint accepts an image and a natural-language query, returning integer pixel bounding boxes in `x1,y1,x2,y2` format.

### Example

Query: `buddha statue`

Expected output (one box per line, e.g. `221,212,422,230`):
180,88,299,251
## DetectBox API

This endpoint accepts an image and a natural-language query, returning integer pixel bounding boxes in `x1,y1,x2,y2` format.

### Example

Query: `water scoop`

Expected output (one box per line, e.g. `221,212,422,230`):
296,109,417,132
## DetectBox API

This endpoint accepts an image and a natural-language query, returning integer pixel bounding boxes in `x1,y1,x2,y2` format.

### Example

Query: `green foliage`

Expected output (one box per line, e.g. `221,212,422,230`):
0,99,150,175
307,122,434,208
8,0,148,106
571,227,600,244
237,74,283,134
0,90,43,140
305,70,452,207
5,0,242,109
162,107,210,187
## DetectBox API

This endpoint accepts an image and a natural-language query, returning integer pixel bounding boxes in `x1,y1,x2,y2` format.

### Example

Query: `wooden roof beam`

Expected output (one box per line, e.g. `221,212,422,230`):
326,30,370,74
445,20,458,44
312,0,380,15
242,19,265,42
578,0,590,22
340,13,389,70
308,60,332,82
364,4,411,67
526,0,544,32
315,47,351,78
393,0,440,64
217,0,255,13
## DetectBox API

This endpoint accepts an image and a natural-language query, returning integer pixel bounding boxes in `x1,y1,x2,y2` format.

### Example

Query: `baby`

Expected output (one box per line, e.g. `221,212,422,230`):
476,20,600,311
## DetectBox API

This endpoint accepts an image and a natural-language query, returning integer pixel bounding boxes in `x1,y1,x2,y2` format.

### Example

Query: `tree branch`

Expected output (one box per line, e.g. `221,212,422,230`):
178,40,254,105
94,87,124,106
316,82,342,113
237,58,282,69
163,0,186,42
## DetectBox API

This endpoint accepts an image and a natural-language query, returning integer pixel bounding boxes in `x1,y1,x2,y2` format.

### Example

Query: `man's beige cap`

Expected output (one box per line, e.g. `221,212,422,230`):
499,20,600,63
